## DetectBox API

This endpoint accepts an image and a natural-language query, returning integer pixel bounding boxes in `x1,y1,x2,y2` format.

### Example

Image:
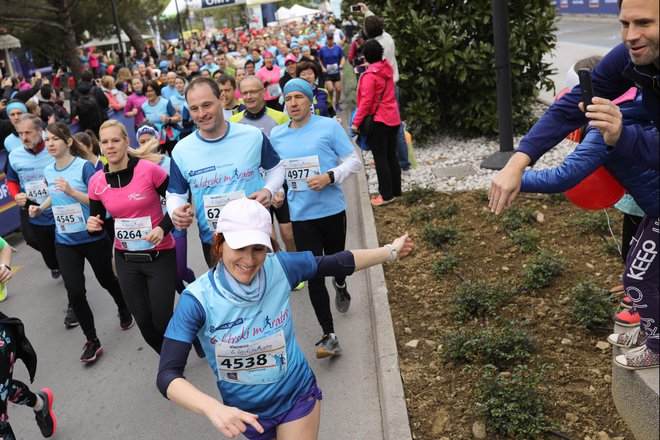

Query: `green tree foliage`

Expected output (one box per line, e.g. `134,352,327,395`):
350,1,556,138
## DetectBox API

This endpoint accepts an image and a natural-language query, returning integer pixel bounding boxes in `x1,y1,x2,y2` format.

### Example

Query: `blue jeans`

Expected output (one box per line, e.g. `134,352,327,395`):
394,85,410,171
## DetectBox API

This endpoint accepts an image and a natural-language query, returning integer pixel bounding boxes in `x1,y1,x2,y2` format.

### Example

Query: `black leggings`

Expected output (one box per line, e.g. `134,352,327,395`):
368,122,402,201
56,239,128,341
292,211,347,335
114,249,176,354
30,223,59,272
622,213,643,263
0,324,38,439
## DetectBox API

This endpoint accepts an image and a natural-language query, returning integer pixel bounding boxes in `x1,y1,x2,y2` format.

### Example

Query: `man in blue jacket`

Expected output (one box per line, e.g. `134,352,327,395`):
490,0,659,370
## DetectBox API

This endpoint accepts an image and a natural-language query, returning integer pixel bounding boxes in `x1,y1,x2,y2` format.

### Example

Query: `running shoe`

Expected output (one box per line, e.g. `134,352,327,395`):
118,308,134,330
50,270,61,279
34,388,57,438
293,281,306,291
614,345,659,370
80,339,103,363
620,295,633,309
64,307,79,328
608,327,647,348
370,195,397,206
613,307,640,327
315,334,342,359
333,279,351,313
0,283,7,302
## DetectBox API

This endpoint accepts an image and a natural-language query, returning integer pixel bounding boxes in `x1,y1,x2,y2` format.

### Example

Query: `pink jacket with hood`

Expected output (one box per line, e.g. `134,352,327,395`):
354,59,400,129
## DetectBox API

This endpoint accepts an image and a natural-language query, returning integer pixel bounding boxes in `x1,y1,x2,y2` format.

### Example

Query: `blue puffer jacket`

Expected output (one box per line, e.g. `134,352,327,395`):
521,89,659,217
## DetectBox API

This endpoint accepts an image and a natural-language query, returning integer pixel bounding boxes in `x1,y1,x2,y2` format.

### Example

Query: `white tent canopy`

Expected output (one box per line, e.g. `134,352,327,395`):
82,32,154,48
277,4,321,23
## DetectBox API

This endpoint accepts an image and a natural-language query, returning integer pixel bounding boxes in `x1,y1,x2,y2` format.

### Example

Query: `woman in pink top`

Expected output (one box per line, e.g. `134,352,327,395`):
87,120,176,354
256,52,283,111
124,76,148,128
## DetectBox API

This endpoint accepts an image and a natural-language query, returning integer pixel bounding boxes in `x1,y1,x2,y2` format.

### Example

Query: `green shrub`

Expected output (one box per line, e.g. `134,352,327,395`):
423,224,458,247
569,280,616,328
475,364,556,438
454,280,513,321
433,254,459,278
521,251,566,290
408,207,431,223
401,185,435,205
511,227,541,253
439,201,460,219
498,205,535,231
567,211,609,235
475,189,490,203
363,1,555,139
445,326,534,367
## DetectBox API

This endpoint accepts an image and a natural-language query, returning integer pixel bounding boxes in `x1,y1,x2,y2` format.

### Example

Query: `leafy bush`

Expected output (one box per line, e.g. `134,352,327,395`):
408,207,431,223
521,251,566,290
401,185,435,205
445,326,534,367
364,0,556,139
511,227,541,253
498,205,535,232
475,364,556,438
454,280,513,321
423,224,458,247
567,211,609,235
569,280,616,328
433,254,459,278
439,201,460,219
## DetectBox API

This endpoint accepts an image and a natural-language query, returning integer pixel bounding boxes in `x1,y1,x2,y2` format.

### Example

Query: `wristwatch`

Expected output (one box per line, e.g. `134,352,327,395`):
327,170,335,184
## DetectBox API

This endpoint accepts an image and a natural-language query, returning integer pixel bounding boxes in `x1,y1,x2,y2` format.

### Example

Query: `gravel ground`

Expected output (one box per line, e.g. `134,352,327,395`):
362,105,577,195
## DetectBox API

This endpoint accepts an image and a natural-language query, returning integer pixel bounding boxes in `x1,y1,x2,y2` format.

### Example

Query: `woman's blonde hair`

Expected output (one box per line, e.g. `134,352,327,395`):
101,75,115,89
130,137,162,164
99,120,162,164
116,67,132,84
46,122,95,163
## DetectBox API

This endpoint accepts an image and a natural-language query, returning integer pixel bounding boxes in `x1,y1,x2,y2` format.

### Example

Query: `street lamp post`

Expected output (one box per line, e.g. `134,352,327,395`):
174,0,185,40
480,0,515,170
110,0,126,66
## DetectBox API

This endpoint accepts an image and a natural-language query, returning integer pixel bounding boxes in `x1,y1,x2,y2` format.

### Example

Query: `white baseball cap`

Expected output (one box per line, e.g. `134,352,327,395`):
215,198,273,251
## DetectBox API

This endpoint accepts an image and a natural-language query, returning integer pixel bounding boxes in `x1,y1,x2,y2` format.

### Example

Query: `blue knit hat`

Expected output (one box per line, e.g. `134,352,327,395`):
283,78,314,103
6,101,27,114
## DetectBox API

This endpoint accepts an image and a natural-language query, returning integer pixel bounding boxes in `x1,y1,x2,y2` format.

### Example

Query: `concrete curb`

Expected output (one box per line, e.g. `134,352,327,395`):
611,324,659,440
354,152,414,440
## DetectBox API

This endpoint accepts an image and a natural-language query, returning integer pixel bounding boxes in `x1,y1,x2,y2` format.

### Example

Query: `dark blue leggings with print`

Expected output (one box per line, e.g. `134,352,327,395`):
0,325,38,440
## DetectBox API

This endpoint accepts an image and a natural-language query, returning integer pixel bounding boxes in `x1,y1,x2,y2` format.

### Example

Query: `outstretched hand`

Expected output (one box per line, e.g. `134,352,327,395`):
392,234,413,259
205,403,263,438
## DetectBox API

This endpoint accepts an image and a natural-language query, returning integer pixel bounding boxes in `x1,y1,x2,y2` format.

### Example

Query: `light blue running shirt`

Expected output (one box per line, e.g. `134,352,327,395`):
44,156,102,245
269,115,355,221
165,252,318,419
168,122,280,244
7,146,55,226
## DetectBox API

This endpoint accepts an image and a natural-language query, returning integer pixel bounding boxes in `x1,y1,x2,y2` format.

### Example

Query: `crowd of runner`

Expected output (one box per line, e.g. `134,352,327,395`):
0,0,658,438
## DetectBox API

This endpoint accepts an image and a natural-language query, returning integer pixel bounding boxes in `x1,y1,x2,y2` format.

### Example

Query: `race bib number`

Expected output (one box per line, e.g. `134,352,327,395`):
215,329,287,385
283,156,321,191
52,204,86,234
326,63,339,75
267,83,281,97
203,190,245,232
160,195,167,215
114,216,154,251
25,180,49,204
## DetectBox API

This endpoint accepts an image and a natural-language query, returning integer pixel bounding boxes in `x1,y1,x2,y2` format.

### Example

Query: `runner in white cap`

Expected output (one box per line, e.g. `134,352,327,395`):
157,198,413,440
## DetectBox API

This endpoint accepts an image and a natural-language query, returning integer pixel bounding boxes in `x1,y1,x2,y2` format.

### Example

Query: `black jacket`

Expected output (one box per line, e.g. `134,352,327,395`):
0,312,37,382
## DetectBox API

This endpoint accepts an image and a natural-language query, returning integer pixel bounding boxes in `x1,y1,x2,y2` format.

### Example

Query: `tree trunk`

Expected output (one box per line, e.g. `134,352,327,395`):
122,18,146,57
53,0,82,81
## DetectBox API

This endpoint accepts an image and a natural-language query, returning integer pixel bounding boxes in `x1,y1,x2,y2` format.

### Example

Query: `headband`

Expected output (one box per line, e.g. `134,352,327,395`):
6,102,28,114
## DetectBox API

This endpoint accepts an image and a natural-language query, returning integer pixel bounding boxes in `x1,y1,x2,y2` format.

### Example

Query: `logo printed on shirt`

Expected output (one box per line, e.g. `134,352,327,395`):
189,166,216,177
209,318,244,332
128,192,147,202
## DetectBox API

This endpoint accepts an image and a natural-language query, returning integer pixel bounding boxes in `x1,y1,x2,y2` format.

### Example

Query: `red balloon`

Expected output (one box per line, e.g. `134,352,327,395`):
564,166,626,210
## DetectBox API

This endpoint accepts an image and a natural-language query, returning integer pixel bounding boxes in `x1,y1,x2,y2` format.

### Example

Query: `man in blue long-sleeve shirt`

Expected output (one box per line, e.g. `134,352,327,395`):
489,0,658,215
489,0,659,371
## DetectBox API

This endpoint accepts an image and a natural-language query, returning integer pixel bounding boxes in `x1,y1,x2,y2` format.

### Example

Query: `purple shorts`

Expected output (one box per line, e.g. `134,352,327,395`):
243,383,323,440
